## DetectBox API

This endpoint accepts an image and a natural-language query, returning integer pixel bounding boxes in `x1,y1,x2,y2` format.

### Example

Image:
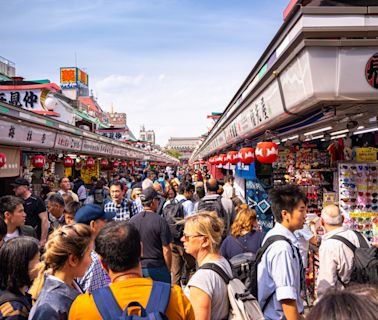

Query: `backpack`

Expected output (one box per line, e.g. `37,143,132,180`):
331,230,378,286
229,237,256,289
162,199,186,241
92,281,171,320
198,196,230,235
0,290,31,314
249,235,295,312
200,263,264,320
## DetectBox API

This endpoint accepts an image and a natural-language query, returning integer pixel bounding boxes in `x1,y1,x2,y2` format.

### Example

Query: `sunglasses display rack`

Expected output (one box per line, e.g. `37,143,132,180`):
273,148,334,216
338,163,378,246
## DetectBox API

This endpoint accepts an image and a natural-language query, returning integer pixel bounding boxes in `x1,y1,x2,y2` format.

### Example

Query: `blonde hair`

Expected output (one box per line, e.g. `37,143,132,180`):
131,188,142,201
231,206,257,237
185,211,224,253
30,224,92,300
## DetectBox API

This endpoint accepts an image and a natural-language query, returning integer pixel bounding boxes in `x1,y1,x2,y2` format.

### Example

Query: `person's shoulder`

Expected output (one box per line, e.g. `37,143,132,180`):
19,225,37,238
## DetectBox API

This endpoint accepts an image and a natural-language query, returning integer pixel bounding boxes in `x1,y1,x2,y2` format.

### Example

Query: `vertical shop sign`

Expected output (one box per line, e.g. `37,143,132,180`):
365,53,378,89
245,179,274,233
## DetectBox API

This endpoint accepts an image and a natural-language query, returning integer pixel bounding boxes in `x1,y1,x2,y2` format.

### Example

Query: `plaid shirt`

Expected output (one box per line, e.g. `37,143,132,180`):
104,198,139,221
77,250,110,292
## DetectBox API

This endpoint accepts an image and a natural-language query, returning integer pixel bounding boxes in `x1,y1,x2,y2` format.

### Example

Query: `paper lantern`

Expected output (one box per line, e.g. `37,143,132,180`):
218,154,227,165
121,161,127,168
227,151,239,165
63,157,74,168
0,153,6,168
238,148,255,165
32,155,45,168
86,157,95,167
255,142,279,164
113,161,120,168
200,160,205,165
100,159,109,168
208,157,214,165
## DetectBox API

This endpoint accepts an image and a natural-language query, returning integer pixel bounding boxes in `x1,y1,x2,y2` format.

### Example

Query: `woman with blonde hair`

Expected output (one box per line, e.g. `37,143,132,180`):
182,211,233,320
220,205,265,260
29,224,92,320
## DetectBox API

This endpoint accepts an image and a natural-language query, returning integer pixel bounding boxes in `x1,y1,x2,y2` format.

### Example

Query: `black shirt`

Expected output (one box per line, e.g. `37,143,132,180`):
130,210,172,268
24,193,46,239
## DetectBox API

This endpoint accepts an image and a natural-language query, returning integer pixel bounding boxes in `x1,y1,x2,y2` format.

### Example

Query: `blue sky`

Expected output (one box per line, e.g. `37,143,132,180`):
0,0,288,145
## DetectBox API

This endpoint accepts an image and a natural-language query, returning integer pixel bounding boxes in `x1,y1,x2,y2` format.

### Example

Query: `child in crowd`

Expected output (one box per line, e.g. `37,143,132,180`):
64,201,81,225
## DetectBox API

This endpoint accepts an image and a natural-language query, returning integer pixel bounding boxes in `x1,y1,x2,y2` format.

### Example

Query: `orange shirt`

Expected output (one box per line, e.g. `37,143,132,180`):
68,278,194,320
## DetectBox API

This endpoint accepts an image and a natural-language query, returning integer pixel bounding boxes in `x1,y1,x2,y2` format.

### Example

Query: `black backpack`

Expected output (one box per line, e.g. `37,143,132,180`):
229,237,256,290
198,196,230,235
162,199,186,241
331,230,378,286
94,188,105,204
249,235,297,312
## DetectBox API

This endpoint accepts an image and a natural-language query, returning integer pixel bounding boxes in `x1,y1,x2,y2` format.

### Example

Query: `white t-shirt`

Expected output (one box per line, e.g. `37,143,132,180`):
184,257,232,320
4,229,20,242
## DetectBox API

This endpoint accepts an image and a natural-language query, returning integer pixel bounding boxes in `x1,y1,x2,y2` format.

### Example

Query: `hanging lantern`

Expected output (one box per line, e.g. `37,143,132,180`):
219,154,228,165
227,151,239,165
100,158,109,168
32,155,45,168
200,159,205,165
86,157,95,167
63,156,74,167
121,160,127,168
0,153,6,168
238,148,255,165
113,160,120,168
208,157,214,165
255,142,279,164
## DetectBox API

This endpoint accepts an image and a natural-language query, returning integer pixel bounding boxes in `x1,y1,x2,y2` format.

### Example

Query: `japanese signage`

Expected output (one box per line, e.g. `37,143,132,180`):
356,147,377,162
55,133,82,151
0,119,55,148
0,90,42,111
365,53,378,89
112,147,129,158
81,139,113,155
0,147,21,178
60,67,89,89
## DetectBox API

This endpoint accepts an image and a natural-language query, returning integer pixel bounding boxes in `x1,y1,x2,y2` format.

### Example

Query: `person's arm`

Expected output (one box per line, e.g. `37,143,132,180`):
38,211,49,247
162,244,172,272
189,287,211,320
281,299,303,320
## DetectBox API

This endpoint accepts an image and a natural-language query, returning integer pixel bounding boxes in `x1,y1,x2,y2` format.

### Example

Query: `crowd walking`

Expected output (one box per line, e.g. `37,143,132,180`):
0,167,377,320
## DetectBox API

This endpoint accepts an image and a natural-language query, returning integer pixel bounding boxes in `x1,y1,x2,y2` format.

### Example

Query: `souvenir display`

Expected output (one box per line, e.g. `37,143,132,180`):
339,162,378,245
273,147,333,215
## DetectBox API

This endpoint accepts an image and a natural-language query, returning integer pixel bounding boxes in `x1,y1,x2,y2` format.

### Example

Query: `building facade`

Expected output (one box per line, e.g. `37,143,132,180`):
165,137,200,161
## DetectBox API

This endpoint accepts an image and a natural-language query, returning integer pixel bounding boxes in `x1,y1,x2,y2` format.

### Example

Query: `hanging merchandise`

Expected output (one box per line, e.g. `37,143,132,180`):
32,155,45,169
86,157,95,167
227,151,239,165
63,156,74,167
338,162,378,246
0,153,6,168
238,147,255,165
100,158,109,168
255,142,278,164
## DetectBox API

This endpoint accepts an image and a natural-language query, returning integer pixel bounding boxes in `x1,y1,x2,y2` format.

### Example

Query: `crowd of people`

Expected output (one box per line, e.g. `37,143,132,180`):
0,167,377,320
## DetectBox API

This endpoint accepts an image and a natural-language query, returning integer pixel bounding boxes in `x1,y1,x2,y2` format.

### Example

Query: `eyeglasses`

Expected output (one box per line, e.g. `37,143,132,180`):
182,233,203,241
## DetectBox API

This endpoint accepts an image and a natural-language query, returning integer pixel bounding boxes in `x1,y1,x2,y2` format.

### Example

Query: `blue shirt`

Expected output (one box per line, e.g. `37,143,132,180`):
257,223,303,320
220,231,265,260
175,194,194,217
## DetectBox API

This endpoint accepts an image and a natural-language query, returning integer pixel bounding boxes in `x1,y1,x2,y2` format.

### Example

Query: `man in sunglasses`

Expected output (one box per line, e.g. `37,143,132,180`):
317,204,369,299
129,187,172,284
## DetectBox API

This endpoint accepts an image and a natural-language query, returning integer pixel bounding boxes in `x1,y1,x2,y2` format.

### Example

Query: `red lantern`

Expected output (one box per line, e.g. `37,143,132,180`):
200,160,205,165
121,161,127,168
218,154,227,165
100,159,109,168
0,153,6,168
255,142,278,164
63,157,74,167
208,157,214,165
32,155,45,168
227,151,239,165
238,148,255,165
86,157,95,167
113,161,120,168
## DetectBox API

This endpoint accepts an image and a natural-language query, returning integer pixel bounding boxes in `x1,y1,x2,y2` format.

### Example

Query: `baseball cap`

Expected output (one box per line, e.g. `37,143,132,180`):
11,178,30,187
75,204,115,224
140,187,158,203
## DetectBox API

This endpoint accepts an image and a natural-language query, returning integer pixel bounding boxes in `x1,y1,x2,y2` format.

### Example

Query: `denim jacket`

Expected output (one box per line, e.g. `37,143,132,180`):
29,276,81,320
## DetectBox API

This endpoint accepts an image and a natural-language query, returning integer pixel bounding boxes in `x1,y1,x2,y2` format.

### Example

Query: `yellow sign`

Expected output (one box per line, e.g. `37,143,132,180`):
356,148,377,162
350,212,376,217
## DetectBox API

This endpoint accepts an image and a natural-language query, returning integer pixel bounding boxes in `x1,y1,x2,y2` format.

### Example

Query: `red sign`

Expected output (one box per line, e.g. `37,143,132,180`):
365,53,378,89
0,153,6,168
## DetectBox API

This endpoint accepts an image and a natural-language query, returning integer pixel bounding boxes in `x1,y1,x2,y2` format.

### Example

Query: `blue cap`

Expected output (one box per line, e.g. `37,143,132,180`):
74,204,115,224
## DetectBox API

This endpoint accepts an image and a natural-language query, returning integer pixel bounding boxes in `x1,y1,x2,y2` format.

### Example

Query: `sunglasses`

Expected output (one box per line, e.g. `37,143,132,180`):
341,183,356,189
358,165,369,171
182,233,203,241
358,192,371,197
370,166,377,171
